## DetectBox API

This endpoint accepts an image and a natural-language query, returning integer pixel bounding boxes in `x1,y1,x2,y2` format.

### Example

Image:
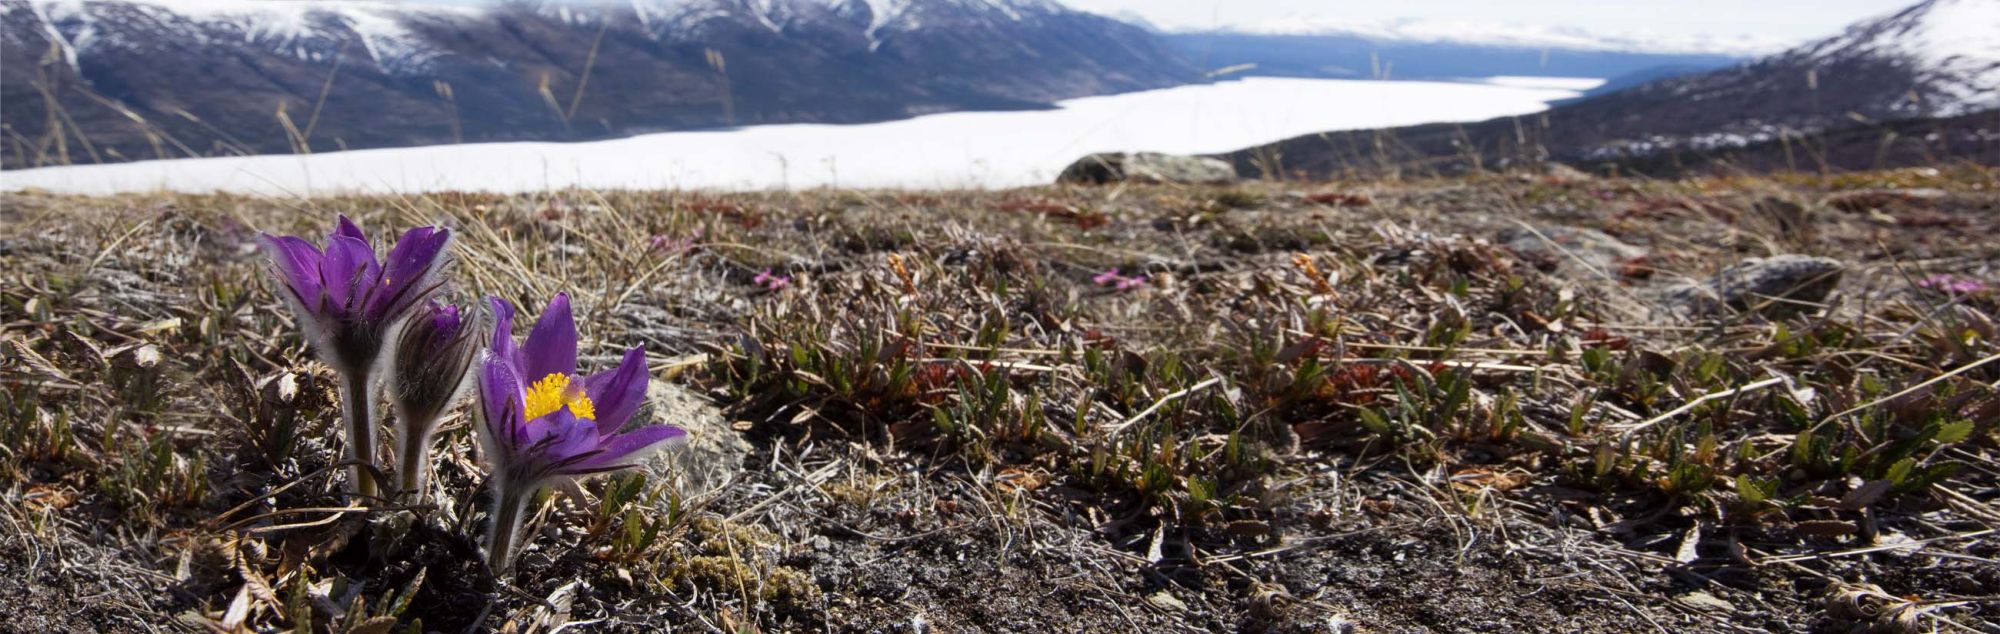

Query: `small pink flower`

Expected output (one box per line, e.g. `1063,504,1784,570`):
1093,268,1147,292
1919,274,1989,294
753,269,792,291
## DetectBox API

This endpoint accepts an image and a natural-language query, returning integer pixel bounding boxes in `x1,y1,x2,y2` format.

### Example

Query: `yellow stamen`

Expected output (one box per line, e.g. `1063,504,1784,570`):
524,373,595,420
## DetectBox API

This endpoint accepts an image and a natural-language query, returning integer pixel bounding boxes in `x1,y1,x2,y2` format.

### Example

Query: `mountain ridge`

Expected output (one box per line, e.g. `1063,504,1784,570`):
1222,0,2000,177
0,0,1194,168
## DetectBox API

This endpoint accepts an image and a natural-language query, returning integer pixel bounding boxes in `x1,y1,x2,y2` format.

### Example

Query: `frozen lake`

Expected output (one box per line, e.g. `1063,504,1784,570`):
1,76,1598,196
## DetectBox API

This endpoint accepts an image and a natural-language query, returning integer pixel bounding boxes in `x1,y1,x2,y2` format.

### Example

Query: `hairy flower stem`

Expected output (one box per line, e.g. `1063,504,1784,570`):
395,411,436,503
484,483,534,574
341,370,380,501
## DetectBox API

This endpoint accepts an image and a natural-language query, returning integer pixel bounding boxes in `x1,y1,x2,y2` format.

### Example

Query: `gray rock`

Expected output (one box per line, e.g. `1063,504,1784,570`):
1057,152,1237,185
641,382,749,499
1497,225,1645,279
1664,255,1845,316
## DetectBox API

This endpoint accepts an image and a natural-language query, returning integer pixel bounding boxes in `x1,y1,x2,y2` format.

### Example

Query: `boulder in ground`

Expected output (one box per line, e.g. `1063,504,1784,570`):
642,382,750,499
1664,254,1845,316
1497,225,1646,279
1057,152,1237,185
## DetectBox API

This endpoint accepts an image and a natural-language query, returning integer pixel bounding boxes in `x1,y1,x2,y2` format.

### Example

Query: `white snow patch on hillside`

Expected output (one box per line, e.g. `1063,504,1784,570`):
856,0,903,41
26,0,82,70
0,77,1585,196
857,0,903,28
24,0,472,74
337,9,440,72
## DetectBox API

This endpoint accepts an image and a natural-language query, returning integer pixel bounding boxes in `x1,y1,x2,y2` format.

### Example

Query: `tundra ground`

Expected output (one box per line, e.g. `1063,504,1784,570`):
1,169,1997,632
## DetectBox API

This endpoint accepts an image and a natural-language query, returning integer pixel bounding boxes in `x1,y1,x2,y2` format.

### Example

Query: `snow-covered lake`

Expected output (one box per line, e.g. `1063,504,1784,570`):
1,76,1599,196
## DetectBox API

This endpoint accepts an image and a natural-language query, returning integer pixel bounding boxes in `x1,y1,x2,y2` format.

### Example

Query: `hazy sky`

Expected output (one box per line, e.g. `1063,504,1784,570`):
1070,0,1914,49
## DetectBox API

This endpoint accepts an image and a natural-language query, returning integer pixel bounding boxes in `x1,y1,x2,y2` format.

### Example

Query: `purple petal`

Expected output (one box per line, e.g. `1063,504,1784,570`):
429,301,463,338
320,235,381,314
383,226,441,282
489,296,519,369
331,215,377,297
478,352,528,451
522,407,599,463
560,425,687,474
583,346,649,435
258,234,324,309
372,226,450,319
521,293,577,381
333,215,370,250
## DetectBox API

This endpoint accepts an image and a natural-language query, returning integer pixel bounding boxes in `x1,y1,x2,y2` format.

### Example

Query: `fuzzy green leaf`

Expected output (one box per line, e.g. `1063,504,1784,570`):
1935,420,1974,444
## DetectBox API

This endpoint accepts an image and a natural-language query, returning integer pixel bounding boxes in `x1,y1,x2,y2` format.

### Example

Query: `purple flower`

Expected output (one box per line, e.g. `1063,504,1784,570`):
259,215,453,373
258,215,452,499
475,293,687,572
1092,268,1122,286
388,300,479,502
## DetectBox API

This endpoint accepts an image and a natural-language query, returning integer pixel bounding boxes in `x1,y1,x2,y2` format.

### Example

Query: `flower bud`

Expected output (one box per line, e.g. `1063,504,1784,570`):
389,301,479,501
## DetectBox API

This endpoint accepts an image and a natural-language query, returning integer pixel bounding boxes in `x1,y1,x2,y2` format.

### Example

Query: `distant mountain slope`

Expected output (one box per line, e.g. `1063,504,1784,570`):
1162,32,1741,82
1547,64,1720,105
1223,0,2000,177
1203,16,1784,56
0,0,1195,168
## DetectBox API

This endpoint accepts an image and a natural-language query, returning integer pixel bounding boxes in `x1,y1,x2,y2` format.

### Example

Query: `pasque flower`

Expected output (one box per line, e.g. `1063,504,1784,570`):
259,215,452,499
475,293,686,572
387,301,479,502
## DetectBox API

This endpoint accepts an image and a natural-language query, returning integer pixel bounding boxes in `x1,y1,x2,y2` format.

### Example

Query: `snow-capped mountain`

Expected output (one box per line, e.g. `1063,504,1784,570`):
1224,0,2000,176
22,0,475,75
0,0,1192,167
1562,0,2000,153
1790,0,2000,116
